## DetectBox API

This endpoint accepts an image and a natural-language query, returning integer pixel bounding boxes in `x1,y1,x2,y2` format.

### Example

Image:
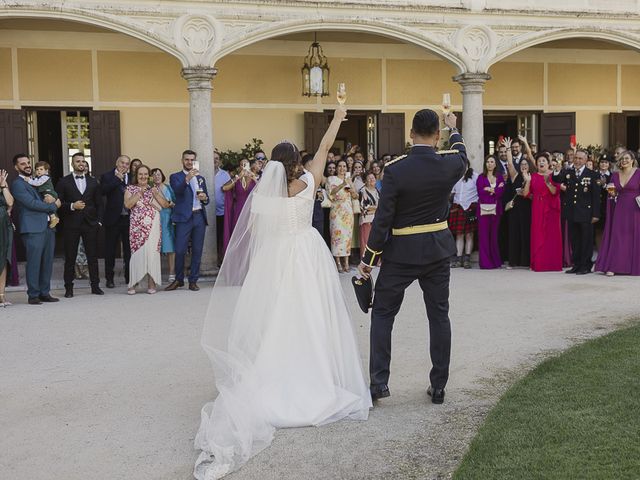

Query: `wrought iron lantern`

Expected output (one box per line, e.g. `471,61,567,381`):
301,34,330,97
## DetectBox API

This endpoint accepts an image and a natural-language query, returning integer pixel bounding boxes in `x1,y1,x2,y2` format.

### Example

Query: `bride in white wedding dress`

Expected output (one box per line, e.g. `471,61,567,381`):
194,106,372,480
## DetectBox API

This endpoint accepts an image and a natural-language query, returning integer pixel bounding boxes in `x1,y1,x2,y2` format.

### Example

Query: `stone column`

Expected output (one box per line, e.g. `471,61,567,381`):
182,66,218,273
453,72,491,171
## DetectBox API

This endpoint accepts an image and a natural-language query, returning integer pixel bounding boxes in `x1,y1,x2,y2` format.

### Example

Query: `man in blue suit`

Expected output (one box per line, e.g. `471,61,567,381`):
11,153,61,305
165,149,209,291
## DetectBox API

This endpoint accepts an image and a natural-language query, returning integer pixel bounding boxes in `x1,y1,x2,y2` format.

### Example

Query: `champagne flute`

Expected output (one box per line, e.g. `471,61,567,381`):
441,93,451,131
337,83,347,122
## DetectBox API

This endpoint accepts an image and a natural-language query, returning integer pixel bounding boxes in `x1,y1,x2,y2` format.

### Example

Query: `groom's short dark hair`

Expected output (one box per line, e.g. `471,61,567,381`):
412,109,439,136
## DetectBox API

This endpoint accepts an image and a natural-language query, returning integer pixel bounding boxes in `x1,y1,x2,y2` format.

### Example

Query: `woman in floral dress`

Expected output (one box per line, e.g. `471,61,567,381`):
124,165,170,295
326,159,357,272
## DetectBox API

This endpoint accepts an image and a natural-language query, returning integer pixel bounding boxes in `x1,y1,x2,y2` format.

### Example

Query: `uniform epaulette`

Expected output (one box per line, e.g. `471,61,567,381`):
383,154,407,168
436,149,460,155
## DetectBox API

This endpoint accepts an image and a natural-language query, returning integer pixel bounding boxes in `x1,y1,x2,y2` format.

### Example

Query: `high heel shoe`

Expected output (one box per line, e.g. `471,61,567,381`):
0,294,11,307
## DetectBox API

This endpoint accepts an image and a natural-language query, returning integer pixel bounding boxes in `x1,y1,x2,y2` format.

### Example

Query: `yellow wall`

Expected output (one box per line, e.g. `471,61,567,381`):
620,65,640,106
547,63,617,106
0,48,12,100
386,60,460,105
18,48,93,101
486,63,544,106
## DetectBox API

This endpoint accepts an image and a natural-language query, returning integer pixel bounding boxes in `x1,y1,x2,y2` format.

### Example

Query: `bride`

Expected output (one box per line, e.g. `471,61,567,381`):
194,106,372,479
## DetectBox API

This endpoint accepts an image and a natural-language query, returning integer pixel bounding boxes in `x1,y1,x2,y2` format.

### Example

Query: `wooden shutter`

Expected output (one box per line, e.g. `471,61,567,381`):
89,110,121,178
304,112,329,153
0,109,28,182
539,112,575,152
608,113,627,150
377,113,405,156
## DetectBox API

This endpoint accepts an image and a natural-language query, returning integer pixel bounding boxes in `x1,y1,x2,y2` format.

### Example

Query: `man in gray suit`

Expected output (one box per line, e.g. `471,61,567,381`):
11,153,61,305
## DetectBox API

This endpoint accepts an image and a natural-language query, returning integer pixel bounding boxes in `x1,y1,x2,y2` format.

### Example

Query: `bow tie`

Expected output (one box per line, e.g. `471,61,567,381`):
75,175,85,180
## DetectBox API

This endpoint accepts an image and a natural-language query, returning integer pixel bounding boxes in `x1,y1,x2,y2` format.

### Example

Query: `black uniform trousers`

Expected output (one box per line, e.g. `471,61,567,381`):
104,215,131,284
64,225,100,288
569,220,594,272
370,257,451,391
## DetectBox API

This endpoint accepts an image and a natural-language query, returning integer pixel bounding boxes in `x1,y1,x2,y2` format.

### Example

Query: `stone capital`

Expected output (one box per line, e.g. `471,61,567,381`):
181,67,218,91
453,72,491,93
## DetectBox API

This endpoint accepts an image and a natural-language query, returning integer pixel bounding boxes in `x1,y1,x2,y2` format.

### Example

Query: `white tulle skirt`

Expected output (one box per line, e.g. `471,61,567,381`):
194,226,371,479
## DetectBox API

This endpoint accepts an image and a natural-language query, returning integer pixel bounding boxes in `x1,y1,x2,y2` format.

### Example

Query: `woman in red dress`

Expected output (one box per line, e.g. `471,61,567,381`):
523,153,562,272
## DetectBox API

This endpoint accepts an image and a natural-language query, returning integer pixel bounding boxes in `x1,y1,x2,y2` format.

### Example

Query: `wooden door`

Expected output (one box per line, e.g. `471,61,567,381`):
377,113,405,156
0,109,28,182
89,110,121,178
304,112,329,153
608,112,627,150
539,112,575,152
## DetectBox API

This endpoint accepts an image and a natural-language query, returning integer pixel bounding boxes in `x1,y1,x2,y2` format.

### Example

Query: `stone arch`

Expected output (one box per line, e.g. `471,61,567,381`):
490,27,640,67
214,19,467,73
0,6,188,66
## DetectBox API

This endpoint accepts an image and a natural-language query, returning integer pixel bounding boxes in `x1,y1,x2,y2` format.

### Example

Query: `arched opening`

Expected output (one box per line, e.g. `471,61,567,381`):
483,34,640,156
211,28,463,161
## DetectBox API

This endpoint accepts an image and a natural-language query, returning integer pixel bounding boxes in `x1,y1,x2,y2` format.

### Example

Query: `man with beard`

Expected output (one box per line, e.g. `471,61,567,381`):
10,153,61,304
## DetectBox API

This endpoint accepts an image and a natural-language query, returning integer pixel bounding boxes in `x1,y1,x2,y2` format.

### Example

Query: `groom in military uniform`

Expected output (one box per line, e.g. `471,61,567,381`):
358,110,467,404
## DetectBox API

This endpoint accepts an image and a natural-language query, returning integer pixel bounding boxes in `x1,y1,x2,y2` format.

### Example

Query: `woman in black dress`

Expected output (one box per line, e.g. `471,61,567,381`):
0,169,15,307
501,138,534,268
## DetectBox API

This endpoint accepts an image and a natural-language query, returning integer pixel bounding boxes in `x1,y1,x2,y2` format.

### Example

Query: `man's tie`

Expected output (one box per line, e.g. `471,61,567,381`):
75,175,84,180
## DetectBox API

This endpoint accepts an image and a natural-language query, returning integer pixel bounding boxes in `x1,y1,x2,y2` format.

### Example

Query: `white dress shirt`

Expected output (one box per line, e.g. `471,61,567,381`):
452,172,479,210
74,173,87,194
185,170,202,211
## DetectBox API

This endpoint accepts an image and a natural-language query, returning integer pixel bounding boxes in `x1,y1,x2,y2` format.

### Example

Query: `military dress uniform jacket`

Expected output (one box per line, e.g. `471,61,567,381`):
362,131,467,267
553,167,601,223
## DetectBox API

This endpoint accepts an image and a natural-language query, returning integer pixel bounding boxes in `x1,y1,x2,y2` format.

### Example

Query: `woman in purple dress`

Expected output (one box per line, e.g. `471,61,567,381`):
595,151,640,276
476,155,505,269
221,159,258,256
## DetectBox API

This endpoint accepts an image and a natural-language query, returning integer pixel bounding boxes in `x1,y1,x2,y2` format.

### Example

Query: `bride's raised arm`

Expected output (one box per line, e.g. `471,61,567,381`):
307,106,347,187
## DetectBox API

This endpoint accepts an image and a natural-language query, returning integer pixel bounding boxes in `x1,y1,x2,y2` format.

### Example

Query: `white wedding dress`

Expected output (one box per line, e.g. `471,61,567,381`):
194,162,371,480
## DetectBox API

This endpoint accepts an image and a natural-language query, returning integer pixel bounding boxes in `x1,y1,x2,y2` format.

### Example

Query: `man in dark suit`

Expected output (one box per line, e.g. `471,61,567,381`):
165,149,209,292
10,153,61,305
553,149,601,274
56,152,104,297
358,110,467,405
100,155,131,288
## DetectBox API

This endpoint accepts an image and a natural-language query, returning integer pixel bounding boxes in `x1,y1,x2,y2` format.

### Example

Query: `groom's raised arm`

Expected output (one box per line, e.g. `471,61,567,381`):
361,167,399,268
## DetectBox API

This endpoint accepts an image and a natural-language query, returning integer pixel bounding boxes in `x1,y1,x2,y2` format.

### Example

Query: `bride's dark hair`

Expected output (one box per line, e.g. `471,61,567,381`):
271,142,303,184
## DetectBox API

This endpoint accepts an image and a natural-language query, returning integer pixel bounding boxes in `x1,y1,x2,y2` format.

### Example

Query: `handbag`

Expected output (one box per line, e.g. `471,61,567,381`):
504,198,515,211
480,203,497,216
320,189,332,208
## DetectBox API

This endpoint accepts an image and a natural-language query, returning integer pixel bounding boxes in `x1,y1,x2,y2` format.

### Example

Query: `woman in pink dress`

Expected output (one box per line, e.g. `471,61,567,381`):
221,159,258,256
523,154,562,272
476,155,505,269
595,151,640,276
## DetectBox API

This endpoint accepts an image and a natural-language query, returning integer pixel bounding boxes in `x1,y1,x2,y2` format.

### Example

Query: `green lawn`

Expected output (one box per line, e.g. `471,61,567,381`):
454,323,640,480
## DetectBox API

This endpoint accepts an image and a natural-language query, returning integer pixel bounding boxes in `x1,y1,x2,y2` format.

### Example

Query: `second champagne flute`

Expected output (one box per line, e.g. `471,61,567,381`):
337,83,347,122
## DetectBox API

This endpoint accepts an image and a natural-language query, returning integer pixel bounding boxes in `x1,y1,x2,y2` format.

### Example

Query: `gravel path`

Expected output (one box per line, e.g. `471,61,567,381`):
1,268,637,480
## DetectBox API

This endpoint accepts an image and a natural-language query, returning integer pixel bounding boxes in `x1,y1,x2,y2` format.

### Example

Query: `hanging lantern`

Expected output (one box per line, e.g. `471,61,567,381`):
302,34,330,97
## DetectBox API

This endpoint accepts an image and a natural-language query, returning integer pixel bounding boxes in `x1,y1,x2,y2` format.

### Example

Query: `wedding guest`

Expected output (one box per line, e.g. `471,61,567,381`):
214,151,231,265
449,165,478,269
165,150,210,292
327,159,357,272
324,161,336,180
321,161,336,246
221,158,258,256
345,155,355,172
595,151,640,276
101,155,131,288
586,158,595,170
553,150,601,274
372,162,383,190
594,155,612,251
0,169,14,307
476,155,505,269
124,165,170,294
565,148,575,168
151,168,176,282
523,154,562,272
501,138,532,268
11,154,61,305
359,172,380,255
351,161,365,192
56,152,104,298
130,158,142,178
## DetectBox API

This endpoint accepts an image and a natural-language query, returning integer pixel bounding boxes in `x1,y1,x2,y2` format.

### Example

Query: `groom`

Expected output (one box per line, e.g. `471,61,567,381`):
358,110,467,404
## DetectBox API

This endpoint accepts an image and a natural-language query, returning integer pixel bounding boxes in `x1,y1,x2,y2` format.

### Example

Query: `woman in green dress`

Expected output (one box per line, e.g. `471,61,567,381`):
0,169,15,307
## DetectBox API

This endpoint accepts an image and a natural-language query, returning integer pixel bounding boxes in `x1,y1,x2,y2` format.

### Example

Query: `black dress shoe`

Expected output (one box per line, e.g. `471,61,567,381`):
39,295,60,303
576,269,591,275
189,283,200,291
91,287,105,295
64,288,74,298
427,386,445,404
164,280,184,291
565,267,578,274
370,385,391,401
28,297,42,305
106,280,115,289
